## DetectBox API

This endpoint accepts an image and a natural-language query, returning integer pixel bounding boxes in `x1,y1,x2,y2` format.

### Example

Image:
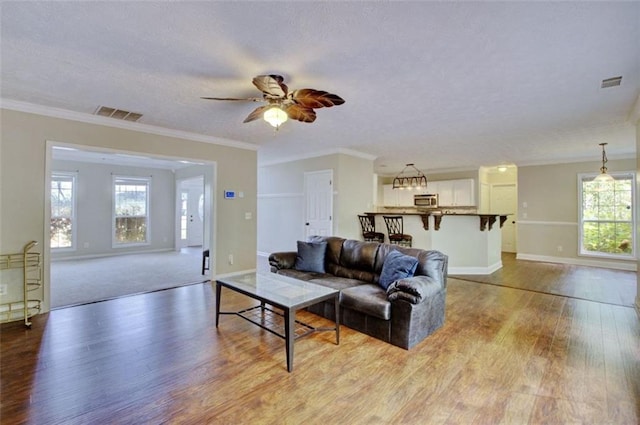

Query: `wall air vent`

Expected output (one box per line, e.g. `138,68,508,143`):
94,106,143,122
601,76,622,88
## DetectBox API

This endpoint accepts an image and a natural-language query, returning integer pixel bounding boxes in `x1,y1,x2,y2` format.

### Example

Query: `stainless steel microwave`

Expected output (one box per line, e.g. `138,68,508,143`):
414,194,439,208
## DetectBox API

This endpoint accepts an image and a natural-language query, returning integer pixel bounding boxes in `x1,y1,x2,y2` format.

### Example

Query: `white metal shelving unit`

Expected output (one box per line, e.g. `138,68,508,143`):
0,241,42,327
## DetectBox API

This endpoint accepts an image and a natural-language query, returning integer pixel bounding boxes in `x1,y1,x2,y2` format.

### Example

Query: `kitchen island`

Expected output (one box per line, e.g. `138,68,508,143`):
364,211,510,275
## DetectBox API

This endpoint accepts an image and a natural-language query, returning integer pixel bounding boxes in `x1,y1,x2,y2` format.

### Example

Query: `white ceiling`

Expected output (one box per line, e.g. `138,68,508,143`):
2,1,639,175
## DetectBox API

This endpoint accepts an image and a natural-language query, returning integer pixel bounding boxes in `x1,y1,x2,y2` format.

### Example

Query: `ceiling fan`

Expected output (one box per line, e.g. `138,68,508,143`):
201,74,345,128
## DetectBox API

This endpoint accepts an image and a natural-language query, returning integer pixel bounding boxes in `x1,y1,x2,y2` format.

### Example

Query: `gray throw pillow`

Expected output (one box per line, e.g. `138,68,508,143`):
294,241,327,273
379,250,419,290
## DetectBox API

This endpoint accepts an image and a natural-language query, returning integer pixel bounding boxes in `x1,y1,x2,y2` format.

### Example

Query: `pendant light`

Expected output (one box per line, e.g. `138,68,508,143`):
392,163,428,190
594,143,615,183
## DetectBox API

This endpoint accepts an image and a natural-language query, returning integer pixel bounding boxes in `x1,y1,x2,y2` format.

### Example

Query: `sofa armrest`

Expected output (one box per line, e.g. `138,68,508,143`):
268,251,297,272
386,275,444,305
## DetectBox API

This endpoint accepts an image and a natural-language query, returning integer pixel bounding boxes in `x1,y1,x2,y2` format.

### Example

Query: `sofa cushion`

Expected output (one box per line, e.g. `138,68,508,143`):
309,276,364,292
387,275,443,304
276,268,323,281
341,284,391,320
295,241,327,273
378,250,419,290
308,236,345,268
339,239,379,271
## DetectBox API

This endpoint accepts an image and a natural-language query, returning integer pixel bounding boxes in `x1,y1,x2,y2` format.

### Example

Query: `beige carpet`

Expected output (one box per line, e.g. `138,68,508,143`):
51,248,209,308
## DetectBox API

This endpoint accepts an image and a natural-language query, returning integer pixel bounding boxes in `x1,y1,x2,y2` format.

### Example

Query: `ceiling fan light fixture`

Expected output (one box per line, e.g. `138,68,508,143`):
263,106,288,128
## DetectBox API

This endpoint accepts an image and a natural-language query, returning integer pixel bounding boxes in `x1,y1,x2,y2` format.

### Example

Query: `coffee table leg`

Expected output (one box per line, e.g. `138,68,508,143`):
284,308,294,372
215,282,221,327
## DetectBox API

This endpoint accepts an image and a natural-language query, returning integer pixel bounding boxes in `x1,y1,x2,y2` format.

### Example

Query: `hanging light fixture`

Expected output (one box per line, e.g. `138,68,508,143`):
594,142,615,183
392,163,428,190
263,106,288,129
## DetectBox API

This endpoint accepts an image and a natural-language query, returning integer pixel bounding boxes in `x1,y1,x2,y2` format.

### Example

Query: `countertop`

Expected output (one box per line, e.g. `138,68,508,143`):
364,211,511,216
363,211,511,231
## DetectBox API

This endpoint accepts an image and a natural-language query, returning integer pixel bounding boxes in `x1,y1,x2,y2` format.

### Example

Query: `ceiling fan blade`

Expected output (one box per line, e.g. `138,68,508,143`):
283,104,316,123
252,75,288,99
243,105,271,123
290,89,345,109
201,97,262,102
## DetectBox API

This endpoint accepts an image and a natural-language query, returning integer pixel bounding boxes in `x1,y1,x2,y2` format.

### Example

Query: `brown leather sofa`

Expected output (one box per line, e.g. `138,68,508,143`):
268,236,448,349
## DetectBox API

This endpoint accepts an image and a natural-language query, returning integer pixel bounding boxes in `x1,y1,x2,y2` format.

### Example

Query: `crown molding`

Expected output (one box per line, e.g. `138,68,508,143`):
259,147,376,167
0,98,258,151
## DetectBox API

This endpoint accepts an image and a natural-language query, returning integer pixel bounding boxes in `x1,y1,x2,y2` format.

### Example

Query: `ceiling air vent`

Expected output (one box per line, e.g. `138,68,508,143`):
601,76,622,89
95,106,143,122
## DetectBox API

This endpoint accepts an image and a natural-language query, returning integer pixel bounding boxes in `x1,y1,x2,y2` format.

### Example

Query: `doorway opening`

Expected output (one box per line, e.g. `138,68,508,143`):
480,165,518,253
46,142,215,308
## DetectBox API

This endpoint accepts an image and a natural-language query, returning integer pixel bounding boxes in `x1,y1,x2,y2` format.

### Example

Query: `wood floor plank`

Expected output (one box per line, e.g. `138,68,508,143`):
1,259,638,424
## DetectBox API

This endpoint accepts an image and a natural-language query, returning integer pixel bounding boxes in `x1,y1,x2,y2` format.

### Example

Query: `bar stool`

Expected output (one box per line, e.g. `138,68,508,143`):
383,216,412,247
358,215,385,243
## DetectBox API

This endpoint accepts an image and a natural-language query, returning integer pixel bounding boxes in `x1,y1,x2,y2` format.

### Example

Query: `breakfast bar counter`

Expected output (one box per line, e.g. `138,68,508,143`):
363,211,511,275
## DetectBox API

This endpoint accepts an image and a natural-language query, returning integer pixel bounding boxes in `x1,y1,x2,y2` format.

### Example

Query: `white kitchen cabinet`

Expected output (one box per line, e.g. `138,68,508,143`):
383,184,418,206
430,179,475,206
452,179,475,206
384,179,475,207
423,181,438,196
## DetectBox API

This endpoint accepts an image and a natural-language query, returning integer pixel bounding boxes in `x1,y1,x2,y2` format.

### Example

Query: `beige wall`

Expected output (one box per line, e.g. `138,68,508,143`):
336,154,376,238
1,108,257,312
517,158,636,270
258,153,375,253
50,159,177,259
637,118,640,311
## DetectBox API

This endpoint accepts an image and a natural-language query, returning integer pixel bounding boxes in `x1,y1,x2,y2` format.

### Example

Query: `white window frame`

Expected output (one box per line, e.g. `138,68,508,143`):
577,171,636,260
50,171,78,251
112,176,151,248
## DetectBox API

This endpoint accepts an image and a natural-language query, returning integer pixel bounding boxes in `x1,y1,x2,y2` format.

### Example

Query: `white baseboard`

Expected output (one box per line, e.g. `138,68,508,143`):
448,261,503,275
52,248,175,262
214,269,257,279
516,253,637,271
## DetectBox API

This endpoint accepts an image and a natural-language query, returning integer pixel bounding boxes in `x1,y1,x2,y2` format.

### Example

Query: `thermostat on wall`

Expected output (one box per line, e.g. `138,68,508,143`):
224,190,236,199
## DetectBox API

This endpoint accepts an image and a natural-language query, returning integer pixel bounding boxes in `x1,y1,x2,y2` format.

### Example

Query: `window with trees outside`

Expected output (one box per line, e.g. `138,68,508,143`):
579,172,635,258
113,176,150,246
51,172,77,249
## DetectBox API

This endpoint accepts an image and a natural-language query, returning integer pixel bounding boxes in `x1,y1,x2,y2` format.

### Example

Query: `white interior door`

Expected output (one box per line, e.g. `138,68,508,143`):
304,170,333,239
490,184,517,252
177,176,204,248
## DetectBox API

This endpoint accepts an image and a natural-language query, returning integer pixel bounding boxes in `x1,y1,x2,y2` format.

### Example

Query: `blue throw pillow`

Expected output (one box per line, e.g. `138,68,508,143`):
379,250,419,290
294,241,327,273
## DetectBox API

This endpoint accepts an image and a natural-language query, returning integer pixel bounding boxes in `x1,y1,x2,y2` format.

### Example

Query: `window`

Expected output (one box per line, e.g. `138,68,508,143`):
51,172,77,249
579,172,635,258
113,176,150,246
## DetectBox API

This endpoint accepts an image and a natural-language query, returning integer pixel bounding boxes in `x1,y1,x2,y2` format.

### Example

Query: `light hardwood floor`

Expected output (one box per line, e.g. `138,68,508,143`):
1,260,638,424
